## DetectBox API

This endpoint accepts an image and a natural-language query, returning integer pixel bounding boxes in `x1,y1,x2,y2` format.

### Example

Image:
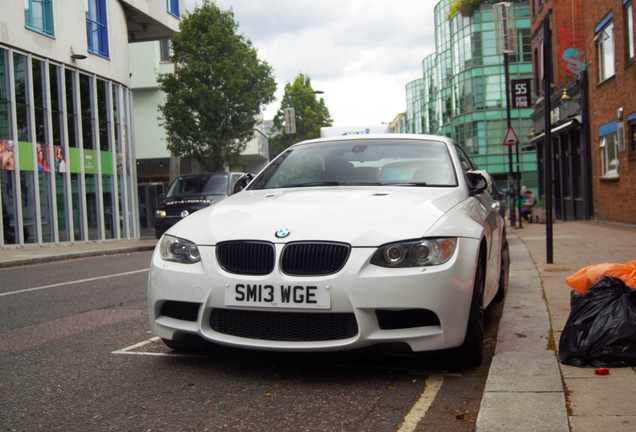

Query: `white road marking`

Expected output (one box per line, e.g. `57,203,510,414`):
111,337,206,357
0,269,149,298
400,374,444,431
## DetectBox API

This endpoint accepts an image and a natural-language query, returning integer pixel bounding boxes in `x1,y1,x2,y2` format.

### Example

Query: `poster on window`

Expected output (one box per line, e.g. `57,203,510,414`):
0,139,15,170
54,145,68,173
36,143,51,172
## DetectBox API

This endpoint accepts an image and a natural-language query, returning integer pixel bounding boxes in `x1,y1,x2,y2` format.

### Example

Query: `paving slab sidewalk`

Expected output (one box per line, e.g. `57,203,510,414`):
478,220,636,432
0,239,157,268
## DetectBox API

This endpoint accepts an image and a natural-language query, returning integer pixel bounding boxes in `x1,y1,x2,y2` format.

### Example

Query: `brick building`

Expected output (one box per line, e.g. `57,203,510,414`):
582,0,636,224
529,0,594,221
530,0,636,224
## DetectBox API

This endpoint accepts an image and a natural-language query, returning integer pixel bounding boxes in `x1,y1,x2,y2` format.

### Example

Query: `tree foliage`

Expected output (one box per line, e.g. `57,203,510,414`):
271,74,332,156
157,0,276,172
447,0,524,19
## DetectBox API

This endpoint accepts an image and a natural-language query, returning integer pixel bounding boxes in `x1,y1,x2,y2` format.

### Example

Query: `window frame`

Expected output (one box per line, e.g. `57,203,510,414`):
167,0,180,18
595,15,615,82
625,2,634,63
629,117,636,157
600,133,619,178
86,0,109,59
24,0,55,38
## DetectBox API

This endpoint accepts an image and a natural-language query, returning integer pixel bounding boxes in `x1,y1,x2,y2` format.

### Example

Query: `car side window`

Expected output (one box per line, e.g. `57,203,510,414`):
455,145,477,172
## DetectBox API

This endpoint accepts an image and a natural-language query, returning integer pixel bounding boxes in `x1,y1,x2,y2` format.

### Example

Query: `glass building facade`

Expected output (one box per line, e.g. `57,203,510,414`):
402,0,536,191
0,45,139,247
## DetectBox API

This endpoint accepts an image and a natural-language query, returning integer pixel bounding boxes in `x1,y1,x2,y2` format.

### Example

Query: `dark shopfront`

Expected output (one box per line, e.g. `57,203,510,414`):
530,77,593,221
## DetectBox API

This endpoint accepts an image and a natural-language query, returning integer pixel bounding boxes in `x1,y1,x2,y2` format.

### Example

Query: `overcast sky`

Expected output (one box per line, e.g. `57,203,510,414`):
184,0,438,127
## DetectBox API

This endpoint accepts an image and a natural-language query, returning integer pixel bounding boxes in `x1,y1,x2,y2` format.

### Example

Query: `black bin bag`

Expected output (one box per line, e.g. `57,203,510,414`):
558,276,636,368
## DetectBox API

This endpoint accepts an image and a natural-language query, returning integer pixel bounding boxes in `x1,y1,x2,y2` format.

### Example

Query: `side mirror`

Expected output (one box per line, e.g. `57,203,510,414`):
232,173,253,194
466,170,489,195
157,193,165,202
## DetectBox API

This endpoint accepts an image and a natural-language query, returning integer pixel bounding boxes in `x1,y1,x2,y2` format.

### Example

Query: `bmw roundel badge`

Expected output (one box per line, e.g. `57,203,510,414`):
275,229,290,239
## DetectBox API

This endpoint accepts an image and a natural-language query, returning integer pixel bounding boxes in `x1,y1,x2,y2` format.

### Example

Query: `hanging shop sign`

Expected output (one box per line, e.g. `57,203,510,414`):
510,79,531,109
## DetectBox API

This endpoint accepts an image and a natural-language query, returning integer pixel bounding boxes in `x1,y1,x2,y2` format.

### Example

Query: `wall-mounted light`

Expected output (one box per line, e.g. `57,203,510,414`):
618,107,624,120
70,47,87,60
561,88,572,110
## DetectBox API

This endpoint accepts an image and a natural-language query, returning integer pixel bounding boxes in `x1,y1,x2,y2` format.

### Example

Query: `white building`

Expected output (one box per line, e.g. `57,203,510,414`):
0,0,184,248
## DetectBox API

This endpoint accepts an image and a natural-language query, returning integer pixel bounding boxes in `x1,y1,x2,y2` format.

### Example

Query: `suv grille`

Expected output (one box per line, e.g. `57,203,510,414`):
216,241,275,275
281,242,350,276
210,309,358,341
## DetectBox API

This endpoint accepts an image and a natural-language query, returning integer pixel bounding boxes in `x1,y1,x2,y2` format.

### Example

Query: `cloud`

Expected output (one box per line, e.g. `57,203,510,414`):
186,0,437,126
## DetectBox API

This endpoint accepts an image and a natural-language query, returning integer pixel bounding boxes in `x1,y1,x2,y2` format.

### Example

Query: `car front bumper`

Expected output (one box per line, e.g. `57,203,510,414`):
147,237,480,353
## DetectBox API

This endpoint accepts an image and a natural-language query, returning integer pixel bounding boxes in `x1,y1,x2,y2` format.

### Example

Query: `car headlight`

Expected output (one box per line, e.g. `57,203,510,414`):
159,234,201,264
156,210,166,218
371,238,457,268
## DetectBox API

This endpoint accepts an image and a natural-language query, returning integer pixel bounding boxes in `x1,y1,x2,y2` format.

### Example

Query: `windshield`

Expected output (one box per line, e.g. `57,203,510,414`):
166,174,229,198
248,139,457,190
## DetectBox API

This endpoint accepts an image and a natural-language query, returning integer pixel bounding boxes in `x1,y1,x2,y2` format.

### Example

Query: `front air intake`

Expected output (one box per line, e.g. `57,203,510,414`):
281,242,350,276
216,241,275,275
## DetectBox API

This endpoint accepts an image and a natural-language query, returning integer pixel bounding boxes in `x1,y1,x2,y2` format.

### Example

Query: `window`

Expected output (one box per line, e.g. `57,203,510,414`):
629,118,636,156
25,0,54,37
600,134,618,177
167,0,179,18
160,39,173,62
86,0,109,58
595,16,615,82
626,3,634,61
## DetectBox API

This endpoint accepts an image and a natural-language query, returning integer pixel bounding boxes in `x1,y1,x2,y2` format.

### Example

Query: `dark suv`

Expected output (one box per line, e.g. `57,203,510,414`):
154,172,246,239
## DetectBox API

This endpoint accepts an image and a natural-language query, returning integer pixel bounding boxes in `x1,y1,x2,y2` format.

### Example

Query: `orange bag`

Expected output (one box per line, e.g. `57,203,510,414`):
566,261,636,295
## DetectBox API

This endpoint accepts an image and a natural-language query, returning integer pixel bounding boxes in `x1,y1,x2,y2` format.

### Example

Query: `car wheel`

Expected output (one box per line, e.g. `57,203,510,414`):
458,254,485,367
162,335,211,353
493,235,508,303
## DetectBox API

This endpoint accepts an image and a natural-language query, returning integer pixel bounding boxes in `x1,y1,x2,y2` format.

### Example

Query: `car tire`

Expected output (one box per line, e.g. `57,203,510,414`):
493,234,508,303
457,253,485,367
162,335,212,353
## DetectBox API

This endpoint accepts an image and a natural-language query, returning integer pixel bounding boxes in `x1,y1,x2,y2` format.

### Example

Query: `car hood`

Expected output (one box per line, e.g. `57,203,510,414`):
161,195,227,212
170,187,471,247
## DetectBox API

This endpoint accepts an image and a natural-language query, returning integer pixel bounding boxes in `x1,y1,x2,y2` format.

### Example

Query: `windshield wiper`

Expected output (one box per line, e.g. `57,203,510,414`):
382,182,428,186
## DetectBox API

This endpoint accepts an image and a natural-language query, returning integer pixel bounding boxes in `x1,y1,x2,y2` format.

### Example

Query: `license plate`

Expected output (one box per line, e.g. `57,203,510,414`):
225,283,331,309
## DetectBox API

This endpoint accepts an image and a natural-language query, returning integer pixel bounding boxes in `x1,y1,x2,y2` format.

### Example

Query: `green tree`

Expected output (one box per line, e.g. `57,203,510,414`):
158,0,276,172
271,74,332,156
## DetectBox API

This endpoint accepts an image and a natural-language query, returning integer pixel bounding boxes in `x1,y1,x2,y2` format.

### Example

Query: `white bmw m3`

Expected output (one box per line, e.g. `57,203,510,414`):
148,134,508,366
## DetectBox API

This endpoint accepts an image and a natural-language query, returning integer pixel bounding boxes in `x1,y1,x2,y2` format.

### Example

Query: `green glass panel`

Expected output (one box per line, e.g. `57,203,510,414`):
18,141,34,171
101,151,113,175
69,147,81,173
84,149,98,174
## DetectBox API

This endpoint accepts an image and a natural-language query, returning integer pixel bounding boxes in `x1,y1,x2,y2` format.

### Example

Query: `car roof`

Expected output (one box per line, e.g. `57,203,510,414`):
291,133,456,148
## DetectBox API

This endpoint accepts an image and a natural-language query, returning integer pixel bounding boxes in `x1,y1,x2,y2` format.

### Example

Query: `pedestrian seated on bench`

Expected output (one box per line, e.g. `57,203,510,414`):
520,189,537,222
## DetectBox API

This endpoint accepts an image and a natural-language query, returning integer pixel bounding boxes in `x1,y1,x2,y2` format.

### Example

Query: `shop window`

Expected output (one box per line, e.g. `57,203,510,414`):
600,134,619,177
97,79,110,151
50,64,63,147
86,0,109,58
626,2,634,62
80,74,94,150
167,0,179,18
0,49,9,141
65,70,79,147
13,53,30,142
595,17,615,82
33,59,46,145
25,0,54,37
